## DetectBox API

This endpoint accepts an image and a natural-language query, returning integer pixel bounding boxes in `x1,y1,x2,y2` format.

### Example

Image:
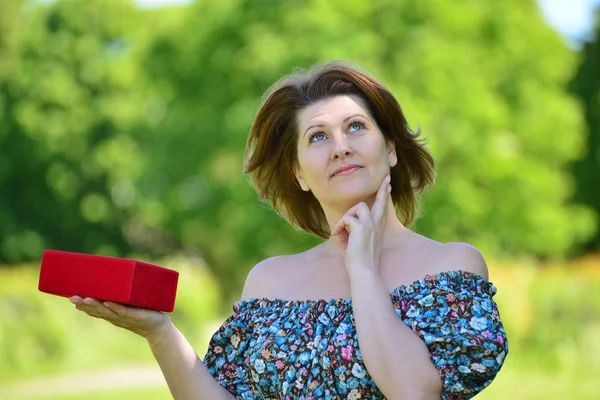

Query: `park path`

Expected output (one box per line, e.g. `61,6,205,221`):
0,364,166,399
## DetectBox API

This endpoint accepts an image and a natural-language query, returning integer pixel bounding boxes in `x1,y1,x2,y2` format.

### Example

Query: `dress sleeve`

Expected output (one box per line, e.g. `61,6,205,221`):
399,272,509,400
202,302,256,398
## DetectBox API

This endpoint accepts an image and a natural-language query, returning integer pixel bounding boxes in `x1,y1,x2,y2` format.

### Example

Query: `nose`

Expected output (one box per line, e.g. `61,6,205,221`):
330,135,354,160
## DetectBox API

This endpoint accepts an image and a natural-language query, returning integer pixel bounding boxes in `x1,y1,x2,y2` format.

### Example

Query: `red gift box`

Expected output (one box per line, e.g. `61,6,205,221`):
38,250,179,312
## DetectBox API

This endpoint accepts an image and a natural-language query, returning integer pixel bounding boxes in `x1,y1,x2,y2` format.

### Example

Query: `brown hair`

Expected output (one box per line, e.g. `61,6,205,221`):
243,61,435,239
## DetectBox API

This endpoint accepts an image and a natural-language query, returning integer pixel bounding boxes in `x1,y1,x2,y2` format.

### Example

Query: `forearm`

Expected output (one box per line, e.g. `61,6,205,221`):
147,320,235,400
350,268,442,399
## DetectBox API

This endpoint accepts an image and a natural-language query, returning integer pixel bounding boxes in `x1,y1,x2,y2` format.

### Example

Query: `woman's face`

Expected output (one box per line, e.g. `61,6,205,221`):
294,94,397,207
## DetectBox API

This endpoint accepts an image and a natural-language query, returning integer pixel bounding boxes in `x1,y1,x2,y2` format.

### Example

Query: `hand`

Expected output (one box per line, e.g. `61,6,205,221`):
330,174,391,274
69,296,172,344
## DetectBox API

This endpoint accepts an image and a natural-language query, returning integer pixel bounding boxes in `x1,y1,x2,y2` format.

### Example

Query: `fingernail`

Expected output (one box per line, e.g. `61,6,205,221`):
69,297,79,304
386,175,391,183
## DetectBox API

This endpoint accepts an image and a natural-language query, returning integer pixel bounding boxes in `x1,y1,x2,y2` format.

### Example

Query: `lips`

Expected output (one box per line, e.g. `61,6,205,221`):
332,165,363,177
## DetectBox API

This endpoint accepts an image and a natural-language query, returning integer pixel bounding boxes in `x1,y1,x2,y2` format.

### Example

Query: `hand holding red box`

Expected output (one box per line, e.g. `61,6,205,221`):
38,250,179,312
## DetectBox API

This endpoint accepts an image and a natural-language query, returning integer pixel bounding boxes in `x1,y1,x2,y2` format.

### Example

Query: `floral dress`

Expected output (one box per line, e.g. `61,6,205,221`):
202,270,508,399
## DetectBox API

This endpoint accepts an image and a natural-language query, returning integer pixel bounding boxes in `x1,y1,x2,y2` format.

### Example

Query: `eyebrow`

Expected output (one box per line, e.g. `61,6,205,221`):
303,113,368,137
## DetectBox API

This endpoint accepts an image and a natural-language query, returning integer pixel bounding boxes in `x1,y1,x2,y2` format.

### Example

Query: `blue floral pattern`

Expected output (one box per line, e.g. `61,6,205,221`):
203,270,508,399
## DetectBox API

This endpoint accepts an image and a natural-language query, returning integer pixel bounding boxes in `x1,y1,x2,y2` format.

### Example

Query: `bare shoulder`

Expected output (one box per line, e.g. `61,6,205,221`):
239,254,301,301
432,242,489,280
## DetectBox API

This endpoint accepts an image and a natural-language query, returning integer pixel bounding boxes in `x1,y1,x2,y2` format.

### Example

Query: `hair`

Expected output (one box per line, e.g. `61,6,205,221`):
243,61,436,239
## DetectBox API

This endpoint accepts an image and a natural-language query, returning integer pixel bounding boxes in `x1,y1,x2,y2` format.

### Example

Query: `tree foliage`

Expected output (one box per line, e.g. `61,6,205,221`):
0,0,151,262
0,0,597,305
569,8,600,252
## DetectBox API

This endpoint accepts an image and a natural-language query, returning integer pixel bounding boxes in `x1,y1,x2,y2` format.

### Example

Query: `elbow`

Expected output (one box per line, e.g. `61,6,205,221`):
396,388,440,400
393,371,442,400
403,377,443,400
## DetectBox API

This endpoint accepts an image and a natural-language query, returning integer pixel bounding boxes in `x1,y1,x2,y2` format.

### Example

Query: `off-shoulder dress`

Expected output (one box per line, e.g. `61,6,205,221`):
202,270,508,399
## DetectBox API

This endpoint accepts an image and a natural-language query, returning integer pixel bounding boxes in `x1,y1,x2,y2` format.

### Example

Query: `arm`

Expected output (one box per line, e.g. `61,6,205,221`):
351,244,503,400
332,176,506,399
350,269,442,400
70,296,235,400
331,177,440,398
147,319,236,400
140,258,271,399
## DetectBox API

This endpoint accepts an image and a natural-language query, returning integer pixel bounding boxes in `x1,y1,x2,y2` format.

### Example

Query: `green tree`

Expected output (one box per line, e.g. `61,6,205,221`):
0,0,22,79
140,0,596,304
569,8,600,252
1,0,596,310
0,0,150,263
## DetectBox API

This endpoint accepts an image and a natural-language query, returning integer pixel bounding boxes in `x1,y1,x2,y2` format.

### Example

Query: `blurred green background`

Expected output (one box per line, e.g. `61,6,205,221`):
1,0,599,398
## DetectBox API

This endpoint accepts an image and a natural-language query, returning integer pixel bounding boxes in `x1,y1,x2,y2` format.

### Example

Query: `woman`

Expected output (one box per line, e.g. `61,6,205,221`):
70,61,508,399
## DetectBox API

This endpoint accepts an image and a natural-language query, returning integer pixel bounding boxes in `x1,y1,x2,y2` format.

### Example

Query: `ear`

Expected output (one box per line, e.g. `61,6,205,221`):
294,166,311,191
387,141,398,168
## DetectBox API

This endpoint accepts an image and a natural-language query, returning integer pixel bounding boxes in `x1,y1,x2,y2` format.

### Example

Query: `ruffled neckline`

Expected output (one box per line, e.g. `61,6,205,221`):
233,269,496,313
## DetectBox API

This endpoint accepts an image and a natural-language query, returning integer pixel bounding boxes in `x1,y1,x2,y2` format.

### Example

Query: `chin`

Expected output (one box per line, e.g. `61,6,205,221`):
329,181,376,204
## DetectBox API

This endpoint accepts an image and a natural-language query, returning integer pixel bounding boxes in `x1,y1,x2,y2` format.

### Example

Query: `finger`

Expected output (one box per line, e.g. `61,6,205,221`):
75,303,103,319
331,215,359,236
372,175,391,221
355,202,372,225
78,298,120,319
103,301,129,317
331,204,359,236
331,216,347,236
335,228,349,249
331,213,355,236
345,203,360,218
331,219,344,236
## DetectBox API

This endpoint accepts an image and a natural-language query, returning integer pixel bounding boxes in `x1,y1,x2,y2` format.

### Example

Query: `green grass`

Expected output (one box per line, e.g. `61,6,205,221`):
2,257,599,399
477,368,599,400
9,368,600,400
43,388,172,400
0,257,222,384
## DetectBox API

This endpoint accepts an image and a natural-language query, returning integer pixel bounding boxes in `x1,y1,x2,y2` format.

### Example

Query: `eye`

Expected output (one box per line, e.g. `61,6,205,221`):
348,120,366,132
308,131,326,143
